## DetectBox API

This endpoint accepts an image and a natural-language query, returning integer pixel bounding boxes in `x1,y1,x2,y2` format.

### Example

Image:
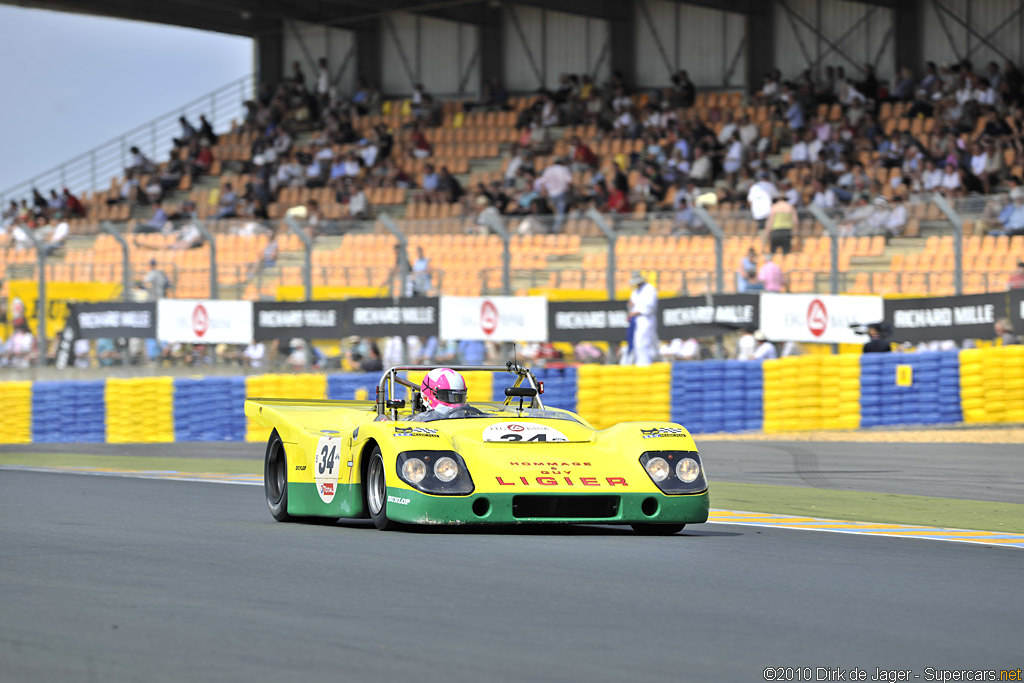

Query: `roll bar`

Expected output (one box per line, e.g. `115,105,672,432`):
375,362,544,420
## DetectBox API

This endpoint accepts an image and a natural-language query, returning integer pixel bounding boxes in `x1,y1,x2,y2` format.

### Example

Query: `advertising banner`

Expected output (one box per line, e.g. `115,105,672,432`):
660,294,760,337
72,302,157,339
759,294,883,344
440,296,547,342
156,300,253,344
345,297,439,338
547,300,630,343
1009,289,1024,333
253,301,345,340
883,293,1006,342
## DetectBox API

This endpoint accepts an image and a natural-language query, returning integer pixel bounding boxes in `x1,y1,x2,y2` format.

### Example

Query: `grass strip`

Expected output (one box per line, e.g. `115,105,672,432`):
712,481,1024,534
0,453,261,475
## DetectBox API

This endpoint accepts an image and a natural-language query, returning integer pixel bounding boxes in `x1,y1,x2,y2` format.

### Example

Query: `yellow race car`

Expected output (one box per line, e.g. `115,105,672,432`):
245,363,709,534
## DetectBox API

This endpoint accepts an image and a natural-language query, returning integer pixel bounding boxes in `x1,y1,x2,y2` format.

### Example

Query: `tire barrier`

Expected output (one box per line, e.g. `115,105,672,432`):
105,377,175,443
3,346,1023,444
174,377,247,442
0,381,33,444
960,346,1024,424
32,380,106,443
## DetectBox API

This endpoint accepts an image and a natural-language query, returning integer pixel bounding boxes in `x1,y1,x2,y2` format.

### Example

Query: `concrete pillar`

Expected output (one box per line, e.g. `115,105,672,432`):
894,0,924,75
254,22,284,87
745,1,775,95
356,20,382,89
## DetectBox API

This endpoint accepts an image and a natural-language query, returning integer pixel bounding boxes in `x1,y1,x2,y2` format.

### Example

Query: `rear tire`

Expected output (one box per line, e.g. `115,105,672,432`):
366,447,398,531
265,431,292,522
631,523,685,535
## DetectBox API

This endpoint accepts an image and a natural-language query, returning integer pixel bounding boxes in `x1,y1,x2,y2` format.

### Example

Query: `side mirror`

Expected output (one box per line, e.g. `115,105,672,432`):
504,386,538,398
386,399,406,409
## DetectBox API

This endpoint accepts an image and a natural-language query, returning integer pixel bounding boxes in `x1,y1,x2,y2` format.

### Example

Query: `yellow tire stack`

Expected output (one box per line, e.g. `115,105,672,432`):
962,346,1024,423
764,355,861,434
822,353,862,431
245,373,328,442
576,365,602,428
575,364,671,429
105,377,174,443
0,381,32,444
1005,346,1024,423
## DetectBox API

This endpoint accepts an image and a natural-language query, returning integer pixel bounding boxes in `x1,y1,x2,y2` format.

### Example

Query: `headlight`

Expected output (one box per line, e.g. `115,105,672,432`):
396,451,475,495
675,457,700,483
639,451,706,494
402,458,426,484
434,456,459,482
645,457,670,482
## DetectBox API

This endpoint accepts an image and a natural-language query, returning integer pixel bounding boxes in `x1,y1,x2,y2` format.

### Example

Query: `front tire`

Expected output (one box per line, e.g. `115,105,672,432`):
265,431,292,522
366,448,399,530
631,523,685,535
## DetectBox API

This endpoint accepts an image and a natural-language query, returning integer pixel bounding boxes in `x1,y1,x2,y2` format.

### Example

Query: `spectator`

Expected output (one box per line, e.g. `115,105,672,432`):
995,318,1020,345
473,195,501,233
569,136,598,171
764,196,796,254
736,327,756,361
360,343,385,371
5,321,38,368
215,183,238,219
127,146,155,175
144,259,169,298
758,252,784,292
96,337,121,366
457,339,486,365
537,157,573,232
1008,261,1024,289
997,188,1024,236
862,324,891,353
737,248,762,292
627,271,658,366
752,330,778,360
171,222,204,250
410,247,432,297
44,218,69,256
135,201,169,234
437,166,464,204
747,170,776,232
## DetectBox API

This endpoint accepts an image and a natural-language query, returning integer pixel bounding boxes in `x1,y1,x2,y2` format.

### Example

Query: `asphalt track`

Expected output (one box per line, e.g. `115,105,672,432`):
2,465,1022,682
5,438,1022,503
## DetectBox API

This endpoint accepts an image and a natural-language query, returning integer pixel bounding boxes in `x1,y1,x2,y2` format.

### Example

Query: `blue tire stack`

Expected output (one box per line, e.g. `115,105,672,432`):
671,360,762,434
327,372,382,401
32,380,106,443
173,377,247,441
495,366,578,412
861,351,961,428
858,354,887,427
937,350,963,424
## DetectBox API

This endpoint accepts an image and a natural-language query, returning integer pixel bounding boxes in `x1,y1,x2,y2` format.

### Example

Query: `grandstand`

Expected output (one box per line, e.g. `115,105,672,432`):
4,0,1024,305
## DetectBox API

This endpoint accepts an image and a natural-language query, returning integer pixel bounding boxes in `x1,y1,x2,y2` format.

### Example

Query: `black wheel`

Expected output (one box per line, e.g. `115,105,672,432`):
264,431,292,522
366,447,398,530
631,523,685,535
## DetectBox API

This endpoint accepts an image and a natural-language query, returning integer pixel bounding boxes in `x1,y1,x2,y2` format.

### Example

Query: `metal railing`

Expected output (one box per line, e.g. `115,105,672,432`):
0,74,255,208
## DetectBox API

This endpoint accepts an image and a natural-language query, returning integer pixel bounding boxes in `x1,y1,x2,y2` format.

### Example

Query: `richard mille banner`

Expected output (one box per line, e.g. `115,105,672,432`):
73,302,157,339
253,301,345,340
547,300,630,343
1010,289,1024,332
883,293,1006,342
659,294,760,337
344,297,439,337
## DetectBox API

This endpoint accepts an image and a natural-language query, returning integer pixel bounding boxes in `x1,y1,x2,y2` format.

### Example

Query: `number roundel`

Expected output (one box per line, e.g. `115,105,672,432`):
314,436,342,503
481,422,569,443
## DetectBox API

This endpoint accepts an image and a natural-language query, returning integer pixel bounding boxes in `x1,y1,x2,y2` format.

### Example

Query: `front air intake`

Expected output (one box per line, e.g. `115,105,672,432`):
511,495,620,519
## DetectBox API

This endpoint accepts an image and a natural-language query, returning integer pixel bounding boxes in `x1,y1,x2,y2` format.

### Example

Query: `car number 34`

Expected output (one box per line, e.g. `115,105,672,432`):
482,422,569,443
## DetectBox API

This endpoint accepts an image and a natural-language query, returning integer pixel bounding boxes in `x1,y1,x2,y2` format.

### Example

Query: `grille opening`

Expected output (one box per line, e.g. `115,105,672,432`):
472,497,491,517
512,495,620,519
641,497,659,517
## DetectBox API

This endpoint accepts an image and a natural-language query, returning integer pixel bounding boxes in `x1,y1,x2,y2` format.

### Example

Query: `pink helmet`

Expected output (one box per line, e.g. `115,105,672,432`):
421,368,468,414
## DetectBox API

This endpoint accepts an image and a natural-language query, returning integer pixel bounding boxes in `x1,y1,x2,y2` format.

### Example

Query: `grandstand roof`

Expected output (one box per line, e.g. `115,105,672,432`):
7,0,814,37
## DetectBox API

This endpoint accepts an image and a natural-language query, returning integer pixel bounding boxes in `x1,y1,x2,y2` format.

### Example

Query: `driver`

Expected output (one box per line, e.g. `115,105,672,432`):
409,368,469,421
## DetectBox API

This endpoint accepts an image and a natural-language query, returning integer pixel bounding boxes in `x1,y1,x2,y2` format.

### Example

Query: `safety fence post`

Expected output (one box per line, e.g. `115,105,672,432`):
284,215,314,301
379,213,412,297
482,213,511,295
586,208,617,300
194,219,218,299
692,206,725,294
930,193,964,296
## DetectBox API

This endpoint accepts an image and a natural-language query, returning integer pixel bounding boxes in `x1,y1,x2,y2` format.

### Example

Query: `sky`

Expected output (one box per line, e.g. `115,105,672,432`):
0,5,252,193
